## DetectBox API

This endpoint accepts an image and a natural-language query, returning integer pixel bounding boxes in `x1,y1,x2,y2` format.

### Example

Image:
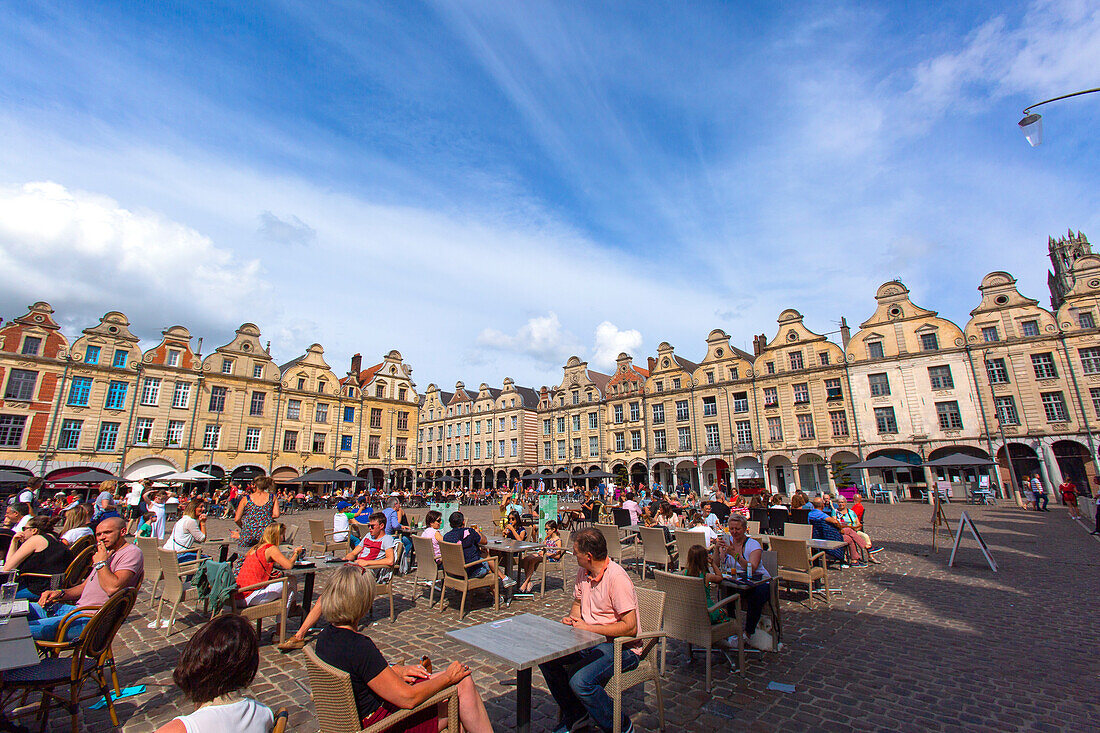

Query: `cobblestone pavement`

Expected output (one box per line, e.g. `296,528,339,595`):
20,500,1100,732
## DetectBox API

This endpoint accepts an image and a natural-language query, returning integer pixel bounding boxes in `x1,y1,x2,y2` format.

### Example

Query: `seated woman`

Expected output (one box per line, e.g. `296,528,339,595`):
156,614,273,733
683,544,728,623
686,510,717,547
314,565,494,732
790,491,810,510
419,510,445,566
163,498,208,563
769,494,789,511
3,515,71,600
713,514,772,648
234,523,303,610
655,501,682,530
58,504,94,546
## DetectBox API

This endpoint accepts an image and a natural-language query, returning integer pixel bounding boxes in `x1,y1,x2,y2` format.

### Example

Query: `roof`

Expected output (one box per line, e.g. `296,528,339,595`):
278,354,305,372
674,355,700,372
358,363,383,384
514,386,539,408
586,369,611,393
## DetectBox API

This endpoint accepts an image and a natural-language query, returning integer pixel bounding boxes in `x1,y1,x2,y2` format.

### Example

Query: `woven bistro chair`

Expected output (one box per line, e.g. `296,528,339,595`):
674,528,707,561
782,523,812,541
154,548,205,637
653,569,745,691
409,534,443,607
303,645,460,733
136,536,164,600
369,542,401,623
310,519,349,556
595,524,636,571
769,536,830,609
637,526,677,579
605,587,667,733
747,520,761,536
526,529,570,597
758,550,783,651
438,539,499,619
229,573,291,645
67,533,95,557
19,545,93,593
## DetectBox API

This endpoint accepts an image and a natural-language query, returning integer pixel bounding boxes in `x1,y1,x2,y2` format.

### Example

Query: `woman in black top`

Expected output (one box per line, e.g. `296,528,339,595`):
2,515,71,599
313,566,493,732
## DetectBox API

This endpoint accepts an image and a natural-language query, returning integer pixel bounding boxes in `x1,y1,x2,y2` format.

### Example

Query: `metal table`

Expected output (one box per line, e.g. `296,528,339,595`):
483,538,544,579
0,617,38,672
283,560,344,614
447,613,605,733
754,536,847,552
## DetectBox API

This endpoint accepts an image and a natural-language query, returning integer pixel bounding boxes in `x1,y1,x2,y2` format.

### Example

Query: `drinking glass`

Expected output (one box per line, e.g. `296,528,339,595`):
0,579,17,625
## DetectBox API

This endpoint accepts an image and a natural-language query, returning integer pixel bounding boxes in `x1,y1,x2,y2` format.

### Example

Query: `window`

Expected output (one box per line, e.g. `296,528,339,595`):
729,367,739,380
589,436,599,456
370,408,382,428
375,384,384,398
789,351,804,370
245,427,261,451
343,406,355,423
766,362,775,374
994,396,1019,425
614,432,625,452
166,420,184,447
498,418,505,431
5,369,37,401
474,443,481,459
613,404,624,423
249,391,265,416
792,383,809,404
84,345,100,364
105,381,127,410
1080,311,1096,329
874,407,898,434
543,418,552,435
935,401,963,430
702,396,717,416
511,438,517,456
981,326,999,342
0,415,26,448
631,430,642,450
868,373,890,397
1092,388,1100,420
572,414,581,431
221,359,233,374
652,404,665,423
705,424,720,450
426,447,433,462
1080,347,1100,374
397,411,409,430
202,424,220,450
825,378,842,401
985,358,1009,384
763,387,778,407
655,381,663,392
830,410,849,436
736,420,752,448
498,439,505,456
208,386,227,412
556,417,565,433
572,438,582,458
672,378,681,390
511,415,518,429
297,377,306,390
1021,320,1040,337
677,426,691,451
447,445,453,461
112,349,128,368
653,429,667,452
767,416,783,441
133,417,153,445
572,391,579,405
286,399,301,420
867,341,884,359
447,424,453,438
167,350,180,367
368,435,380,458
317,380,325,394
396,438,407,459
629,402,640,421
1031,353,1058,379
312,433,326,452
706,371,715,384
1041,392,1069,422
797,414,815,439
928,366,954,390
920,332,939,351
96,422,119,451
398,388,407,401
21,336,41,356
139,377,160,406
676,400,689,421
819,351,830,366
171,381,191,409
315,404,330,423
67,376,92,406
557,440,566,460
252,364,264,379
544,442,552,461
426,426,433,441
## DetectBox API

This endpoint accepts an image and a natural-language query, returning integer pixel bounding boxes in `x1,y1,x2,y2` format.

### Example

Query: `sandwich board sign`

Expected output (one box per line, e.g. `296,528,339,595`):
947,511,997,572
538,494,558,539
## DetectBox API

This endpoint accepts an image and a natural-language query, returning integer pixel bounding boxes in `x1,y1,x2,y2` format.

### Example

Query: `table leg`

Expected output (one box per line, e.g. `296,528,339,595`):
302,572,316,614
516,666,532,733
218,544,229,563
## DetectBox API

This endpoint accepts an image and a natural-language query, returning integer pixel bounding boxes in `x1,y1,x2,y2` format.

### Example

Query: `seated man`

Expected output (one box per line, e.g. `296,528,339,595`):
702,502,719,531
807,497,863,566
442,512,514,587
541,528,641,733
621,492,641,526
29,517,143,640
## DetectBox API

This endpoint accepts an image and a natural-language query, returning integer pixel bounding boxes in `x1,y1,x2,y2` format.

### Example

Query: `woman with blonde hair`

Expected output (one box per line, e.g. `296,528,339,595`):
234,523,303,610
314,565,494,732
58,504,93,546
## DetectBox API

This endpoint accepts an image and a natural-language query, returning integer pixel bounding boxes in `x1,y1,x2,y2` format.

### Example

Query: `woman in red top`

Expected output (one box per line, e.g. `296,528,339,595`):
1058,480,1081,520
852,495,866,522
235,523,304,608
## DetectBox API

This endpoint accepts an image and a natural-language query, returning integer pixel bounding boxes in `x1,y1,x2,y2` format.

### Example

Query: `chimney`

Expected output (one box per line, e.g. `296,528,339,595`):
350,353,362,375
648,357,656,372
839,317,851,348
752,334,766,356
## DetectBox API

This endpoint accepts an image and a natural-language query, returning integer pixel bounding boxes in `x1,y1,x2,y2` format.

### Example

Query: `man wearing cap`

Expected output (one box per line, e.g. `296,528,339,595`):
333,501,356,547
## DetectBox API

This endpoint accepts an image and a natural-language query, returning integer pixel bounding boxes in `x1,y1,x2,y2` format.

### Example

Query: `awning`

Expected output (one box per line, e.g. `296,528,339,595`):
924,453,994,467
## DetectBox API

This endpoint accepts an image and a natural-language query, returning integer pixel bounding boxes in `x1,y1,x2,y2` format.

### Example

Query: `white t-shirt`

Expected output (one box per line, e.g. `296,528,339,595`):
174,698,273,733
163,515,205,552
127,486,142,506
332,512,349,542
13,515,30,533
720,536,771,580
61,526,94,545
18,489,34,504
688,525,717,547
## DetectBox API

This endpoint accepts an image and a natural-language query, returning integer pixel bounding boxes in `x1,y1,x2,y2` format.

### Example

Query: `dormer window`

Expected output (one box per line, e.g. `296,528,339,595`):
1078,311,1096,329
920,333,939,352
253,364,264,378
21,337,41,356
297,377,306,390
867,342,884,359
166,349,180,367
317,380,325,394
221,359,233,374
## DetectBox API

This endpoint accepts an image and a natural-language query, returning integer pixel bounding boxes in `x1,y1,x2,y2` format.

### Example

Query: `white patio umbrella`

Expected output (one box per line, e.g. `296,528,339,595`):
157,469,220,482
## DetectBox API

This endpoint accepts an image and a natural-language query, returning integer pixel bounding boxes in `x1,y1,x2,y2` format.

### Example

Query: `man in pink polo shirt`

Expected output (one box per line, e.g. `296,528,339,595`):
540,528,640,733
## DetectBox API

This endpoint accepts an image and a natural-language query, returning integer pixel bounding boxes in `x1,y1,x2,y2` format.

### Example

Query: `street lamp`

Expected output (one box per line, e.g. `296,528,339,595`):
1019,87,1100,146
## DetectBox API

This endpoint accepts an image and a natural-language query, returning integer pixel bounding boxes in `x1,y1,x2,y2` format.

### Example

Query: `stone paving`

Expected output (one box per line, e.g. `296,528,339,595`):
15,500,1100,731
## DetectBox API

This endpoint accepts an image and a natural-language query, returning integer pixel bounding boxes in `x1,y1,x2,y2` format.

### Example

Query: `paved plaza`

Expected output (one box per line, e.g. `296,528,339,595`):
34,501,1100,732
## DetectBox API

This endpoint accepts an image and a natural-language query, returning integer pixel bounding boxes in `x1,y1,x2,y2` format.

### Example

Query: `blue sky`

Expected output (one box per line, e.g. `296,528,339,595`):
0,1,1097,390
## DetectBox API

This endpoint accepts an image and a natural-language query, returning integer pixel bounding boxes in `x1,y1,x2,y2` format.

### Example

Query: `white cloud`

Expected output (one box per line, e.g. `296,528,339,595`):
258,211,316,247
0,181,267,336
477,312,581,365
591,321,642,371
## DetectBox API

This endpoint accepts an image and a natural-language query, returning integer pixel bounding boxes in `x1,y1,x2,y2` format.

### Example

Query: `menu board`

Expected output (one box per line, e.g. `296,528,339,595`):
538,494,558,540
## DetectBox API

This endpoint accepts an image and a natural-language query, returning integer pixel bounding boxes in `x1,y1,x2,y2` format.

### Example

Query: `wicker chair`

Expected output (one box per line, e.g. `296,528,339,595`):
595,524,636,571
653,569,744,691
135,536,164,600
229,572,291,644
19,545,93,593
310,519,348,556
782,523,812,541
637,526,677,579
67,533,95,557
2,588,136,731
409,534,443,607
747,520,761,536
758,550,782,651
153,548,204,636
438,539,498,619
605,587,667,733
303,645,460,733
674,529,707,561
369,542,401,623
527,529,569,596
769,536,829,609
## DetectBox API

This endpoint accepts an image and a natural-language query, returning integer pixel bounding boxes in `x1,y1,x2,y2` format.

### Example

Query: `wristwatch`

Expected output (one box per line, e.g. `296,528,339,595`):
93,560,109,571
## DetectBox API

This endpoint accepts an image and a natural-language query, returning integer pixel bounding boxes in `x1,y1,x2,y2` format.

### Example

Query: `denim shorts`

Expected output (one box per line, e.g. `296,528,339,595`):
468,562,489,578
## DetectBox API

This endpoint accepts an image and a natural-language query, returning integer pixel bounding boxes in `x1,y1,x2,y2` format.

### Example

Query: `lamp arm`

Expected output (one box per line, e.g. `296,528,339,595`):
1023,88,1100,115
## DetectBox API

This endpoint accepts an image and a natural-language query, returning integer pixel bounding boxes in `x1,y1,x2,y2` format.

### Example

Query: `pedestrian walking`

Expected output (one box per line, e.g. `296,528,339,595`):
1058,478,1081,520
1030,474,1049,511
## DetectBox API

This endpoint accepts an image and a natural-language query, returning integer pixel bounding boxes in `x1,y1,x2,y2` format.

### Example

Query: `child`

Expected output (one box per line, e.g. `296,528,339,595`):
136,512,156,538
683,544,727,623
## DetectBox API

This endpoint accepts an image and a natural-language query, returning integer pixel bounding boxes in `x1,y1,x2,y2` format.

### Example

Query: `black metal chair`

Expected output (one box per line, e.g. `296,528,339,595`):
767,508,787,536
749,507,770,533
788,508,811,524
612,508,632,528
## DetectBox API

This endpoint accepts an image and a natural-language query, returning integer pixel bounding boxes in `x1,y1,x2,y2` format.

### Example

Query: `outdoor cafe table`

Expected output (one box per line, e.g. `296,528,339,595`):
483,538,544,579
751,536,846,552
447,613,605,733
0,615,40,732
283,559,344,614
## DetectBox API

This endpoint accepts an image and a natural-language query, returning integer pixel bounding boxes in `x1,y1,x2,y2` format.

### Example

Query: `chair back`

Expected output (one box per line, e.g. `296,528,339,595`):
72,588,137,676
711,503,730,522
158,549,187,595
749,507,770,532
136,536,161,568
635,587,665,635
767,508,787,535
788,508,811,524
612,508,632,528
594,524,623,561
783,523,812,541
438,540,470,581
309,519,327,545
303,645,363,733
69,533,95,556
761,549,778,578
411,534,440,581
674,529,706,560
584,502,602,523
769,537,811,572
652,570,715,646
638,526,672,564
63,545,96,588
747,520,761,536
